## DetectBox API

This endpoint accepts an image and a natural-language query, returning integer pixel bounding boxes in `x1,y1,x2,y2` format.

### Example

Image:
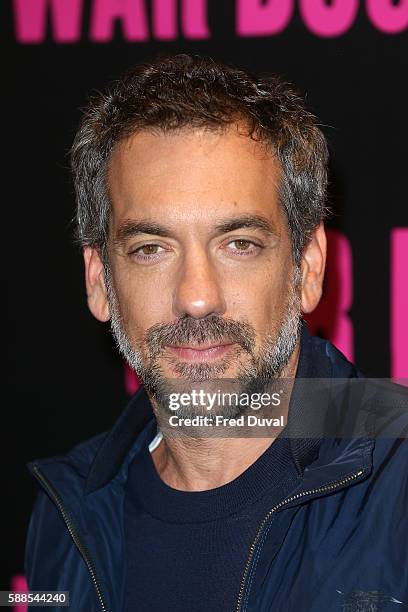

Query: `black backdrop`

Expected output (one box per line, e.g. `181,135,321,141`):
2,0,407,594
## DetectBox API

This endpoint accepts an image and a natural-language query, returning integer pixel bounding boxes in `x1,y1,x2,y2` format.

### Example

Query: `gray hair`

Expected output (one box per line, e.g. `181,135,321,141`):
71,54,329,264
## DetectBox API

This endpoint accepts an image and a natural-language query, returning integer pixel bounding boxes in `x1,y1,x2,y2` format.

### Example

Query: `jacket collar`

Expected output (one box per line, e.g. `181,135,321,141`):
85,384,154,494
287,321,360,473
84,321,366,494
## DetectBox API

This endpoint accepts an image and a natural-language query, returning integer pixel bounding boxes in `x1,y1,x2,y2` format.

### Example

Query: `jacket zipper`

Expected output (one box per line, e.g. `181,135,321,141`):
235,468,365,612
32,464,109,612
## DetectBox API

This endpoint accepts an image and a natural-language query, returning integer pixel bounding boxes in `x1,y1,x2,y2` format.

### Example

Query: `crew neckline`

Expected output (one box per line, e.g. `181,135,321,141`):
127,421,300,524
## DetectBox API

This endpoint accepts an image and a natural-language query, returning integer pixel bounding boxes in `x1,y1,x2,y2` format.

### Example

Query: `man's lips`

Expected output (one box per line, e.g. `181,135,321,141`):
166,343,235,362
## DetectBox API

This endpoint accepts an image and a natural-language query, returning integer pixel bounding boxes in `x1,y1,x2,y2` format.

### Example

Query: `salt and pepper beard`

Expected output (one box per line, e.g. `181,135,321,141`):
105,264,302,422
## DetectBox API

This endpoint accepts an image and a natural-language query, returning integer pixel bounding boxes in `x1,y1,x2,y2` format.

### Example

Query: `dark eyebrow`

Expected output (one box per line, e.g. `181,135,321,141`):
114,220,173,247
113,213,278,248
214,214,278,237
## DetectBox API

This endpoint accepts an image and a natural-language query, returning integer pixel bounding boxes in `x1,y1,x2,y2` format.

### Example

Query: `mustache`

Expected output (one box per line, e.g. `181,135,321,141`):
144,314,256,358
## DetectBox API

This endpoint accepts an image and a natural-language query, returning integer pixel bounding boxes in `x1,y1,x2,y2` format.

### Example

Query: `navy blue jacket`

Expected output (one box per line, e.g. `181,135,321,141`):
25,326,408,611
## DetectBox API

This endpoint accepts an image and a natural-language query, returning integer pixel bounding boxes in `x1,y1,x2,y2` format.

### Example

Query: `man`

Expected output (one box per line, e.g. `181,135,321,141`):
25,54,407,612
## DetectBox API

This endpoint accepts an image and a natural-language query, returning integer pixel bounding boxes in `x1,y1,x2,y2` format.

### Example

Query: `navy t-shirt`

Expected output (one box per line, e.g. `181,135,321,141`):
123,423,300,611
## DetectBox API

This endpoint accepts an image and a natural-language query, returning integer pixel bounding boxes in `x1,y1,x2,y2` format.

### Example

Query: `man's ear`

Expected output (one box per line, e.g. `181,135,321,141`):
300,223,327,314
83,246,110,322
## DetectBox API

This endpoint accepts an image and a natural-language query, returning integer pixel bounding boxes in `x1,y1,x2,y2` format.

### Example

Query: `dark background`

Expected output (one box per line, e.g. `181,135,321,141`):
1,0,407,593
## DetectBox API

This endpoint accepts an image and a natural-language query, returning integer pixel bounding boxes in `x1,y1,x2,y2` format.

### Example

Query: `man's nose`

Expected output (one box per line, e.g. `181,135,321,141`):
172,251,226,319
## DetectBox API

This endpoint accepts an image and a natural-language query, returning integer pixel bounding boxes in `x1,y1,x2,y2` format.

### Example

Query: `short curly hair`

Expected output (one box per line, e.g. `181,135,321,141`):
71,53,329,264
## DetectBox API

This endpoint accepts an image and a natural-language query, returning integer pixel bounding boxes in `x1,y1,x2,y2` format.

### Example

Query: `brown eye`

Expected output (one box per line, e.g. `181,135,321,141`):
231,240,251,250
224,238,262,257
129,243,166,261
139,244,160,255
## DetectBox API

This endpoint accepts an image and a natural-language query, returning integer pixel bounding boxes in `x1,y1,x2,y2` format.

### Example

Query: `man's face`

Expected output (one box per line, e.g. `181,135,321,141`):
83,122,330,421
102,125,300,387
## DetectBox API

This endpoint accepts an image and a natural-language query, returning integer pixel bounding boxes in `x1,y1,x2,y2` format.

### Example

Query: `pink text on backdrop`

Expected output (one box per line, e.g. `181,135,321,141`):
90,0,209,42
13,0,83,43
125,362,142,395
10,574,28,612
391,228,408,379
298,0,359,37
237,0,294,36
366,0,408,34
13,0,408,43
13,0,210,43
236,0,408,38
305,229,353,361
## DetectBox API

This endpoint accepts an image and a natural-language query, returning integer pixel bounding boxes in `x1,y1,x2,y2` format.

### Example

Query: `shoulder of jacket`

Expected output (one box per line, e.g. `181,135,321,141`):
366,378,408,437
26,429,110,482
